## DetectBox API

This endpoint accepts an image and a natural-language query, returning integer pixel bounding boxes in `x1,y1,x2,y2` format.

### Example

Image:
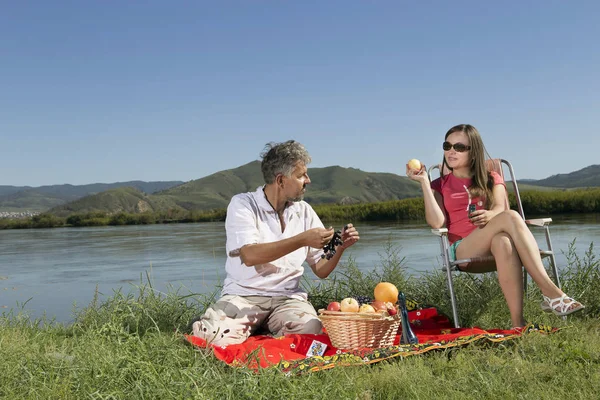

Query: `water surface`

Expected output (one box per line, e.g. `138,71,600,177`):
1,214,598,323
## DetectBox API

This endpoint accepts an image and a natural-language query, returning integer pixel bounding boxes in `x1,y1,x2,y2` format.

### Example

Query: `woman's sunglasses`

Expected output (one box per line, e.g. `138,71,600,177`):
443,141,471,152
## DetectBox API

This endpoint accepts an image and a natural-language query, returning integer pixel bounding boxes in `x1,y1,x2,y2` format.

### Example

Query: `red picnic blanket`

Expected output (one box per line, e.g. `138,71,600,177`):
185,307,555,374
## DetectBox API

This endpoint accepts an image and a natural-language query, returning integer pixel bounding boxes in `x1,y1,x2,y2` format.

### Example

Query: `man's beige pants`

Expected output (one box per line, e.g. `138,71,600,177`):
192,295,322,346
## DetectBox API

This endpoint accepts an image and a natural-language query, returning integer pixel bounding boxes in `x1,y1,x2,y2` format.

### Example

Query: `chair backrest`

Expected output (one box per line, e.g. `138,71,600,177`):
427,158,526,220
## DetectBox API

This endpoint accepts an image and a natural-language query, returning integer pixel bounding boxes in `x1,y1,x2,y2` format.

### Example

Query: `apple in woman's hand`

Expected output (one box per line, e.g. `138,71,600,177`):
327,301,341,311
340,297,359,312
407,159,422,172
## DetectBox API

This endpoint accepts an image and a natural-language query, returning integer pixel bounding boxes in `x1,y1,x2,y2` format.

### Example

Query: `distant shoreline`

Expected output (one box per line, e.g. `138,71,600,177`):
2,188,600,230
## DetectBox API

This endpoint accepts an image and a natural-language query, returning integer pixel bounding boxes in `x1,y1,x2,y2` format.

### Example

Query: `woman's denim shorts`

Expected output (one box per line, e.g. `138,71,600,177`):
449,239,463,262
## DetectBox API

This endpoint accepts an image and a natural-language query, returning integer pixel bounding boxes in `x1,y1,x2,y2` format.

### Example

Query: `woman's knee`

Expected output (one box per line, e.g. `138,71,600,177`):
490,210,525,234
491,233,514,256
498,210,523,225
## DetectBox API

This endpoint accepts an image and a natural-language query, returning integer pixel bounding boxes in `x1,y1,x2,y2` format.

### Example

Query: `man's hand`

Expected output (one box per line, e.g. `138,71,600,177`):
311,223,360,278
339,223,360,249
302,227,335,249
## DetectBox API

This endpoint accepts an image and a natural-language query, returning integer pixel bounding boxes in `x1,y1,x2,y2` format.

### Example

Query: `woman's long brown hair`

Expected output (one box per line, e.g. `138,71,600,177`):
442,124,495,208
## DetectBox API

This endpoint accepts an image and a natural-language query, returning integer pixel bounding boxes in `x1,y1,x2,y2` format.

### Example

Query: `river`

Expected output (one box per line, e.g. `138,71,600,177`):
1,214,598,323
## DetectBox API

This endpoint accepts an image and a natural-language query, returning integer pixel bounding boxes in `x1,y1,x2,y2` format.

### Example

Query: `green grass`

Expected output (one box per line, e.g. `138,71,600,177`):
1,242,599,399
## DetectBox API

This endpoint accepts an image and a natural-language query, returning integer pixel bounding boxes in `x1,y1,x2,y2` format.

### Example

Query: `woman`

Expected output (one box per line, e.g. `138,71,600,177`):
407,124,584,328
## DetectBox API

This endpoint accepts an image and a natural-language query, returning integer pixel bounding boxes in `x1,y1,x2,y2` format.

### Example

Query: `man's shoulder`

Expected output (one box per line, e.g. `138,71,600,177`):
230,191,254,202
229,187,262,204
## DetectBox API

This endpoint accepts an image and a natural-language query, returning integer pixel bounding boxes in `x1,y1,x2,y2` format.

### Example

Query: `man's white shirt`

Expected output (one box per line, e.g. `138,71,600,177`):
222,186,325,300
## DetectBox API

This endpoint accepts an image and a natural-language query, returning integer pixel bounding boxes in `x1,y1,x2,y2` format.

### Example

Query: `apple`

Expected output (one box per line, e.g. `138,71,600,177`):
385,302,398,316
371,300,387,312
340,297,359,313
407,158,422,172
326,301,341,311
359,304,376,313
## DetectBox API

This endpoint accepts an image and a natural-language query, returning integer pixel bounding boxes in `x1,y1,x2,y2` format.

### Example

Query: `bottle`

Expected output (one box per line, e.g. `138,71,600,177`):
399,292,419,345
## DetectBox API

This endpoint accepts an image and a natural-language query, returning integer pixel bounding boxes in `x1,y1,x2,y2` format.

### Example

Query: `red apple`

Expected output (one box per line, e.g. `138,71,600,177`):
385,302,398,316
326,301,341,311
407,158,422,172
371,300,387,312
340,297,359,313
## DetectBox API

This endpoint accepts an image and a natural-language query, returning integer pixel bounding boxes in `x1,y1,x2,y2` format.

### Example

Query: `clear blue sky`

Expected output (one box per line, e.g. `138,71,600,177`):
2,1,599,186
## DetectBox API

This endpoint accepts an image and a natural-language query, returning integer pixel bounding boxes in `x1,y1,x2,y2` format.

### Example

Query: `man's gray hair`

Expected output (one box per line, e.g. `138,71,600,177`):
260,140,311,184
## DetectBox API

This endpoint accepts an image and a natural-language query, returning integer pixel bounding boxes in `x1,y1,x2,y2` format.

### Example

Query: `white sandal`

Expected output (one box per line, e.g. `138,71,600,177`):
541,294,585,316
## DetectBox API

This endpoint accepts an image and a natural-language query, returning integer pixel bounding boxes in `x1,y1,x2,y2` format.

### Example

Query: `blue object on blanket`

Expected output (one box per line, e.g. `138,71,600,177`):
399,292,419,345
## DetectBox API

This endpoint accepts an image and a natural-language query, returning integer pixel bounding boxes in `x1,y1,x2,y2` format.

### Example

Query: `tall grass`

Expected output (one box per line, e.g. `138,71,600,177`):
306,241,412,311
1,242,599,399
560,239,599,316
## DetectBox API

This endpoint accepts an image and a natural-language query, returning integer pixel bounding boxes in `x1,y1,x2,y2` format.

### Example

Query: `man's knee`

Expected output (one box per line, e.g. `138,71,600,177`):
305,317,323,334
295,316,323,334
191,306,251,346
280,314,322,336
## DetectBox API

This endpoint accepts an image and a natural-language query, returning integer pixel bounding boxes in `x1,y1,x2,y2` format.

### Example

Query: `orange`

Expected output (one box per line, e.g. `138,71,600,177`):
374,282,399,303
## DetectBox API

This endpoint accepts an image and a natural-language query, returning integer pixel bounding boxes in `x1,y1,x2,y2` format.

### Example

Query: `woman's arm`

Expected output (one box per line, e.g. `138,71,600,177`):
469,184,508,227
407,165,446,228
424,183,446,228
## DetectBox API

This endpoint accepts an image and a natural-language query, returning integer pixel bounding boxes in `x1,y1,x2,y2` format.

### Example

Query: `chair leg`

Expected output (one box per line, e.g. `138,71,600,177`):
439,235,460,328
544,225,562,289
446,266,460,329
539,226,568,321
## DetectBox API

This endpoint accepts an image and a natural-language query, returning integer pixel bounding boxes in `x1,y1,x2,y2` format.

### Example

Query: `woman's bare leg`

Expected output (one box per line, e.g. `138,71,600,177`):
457,210,563,299
490,233,526,327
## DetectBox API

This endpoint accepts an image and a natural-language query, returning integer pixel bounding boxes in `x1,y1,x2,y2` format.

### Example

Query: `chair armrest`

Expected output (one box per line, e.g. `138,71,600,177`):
431,228,448,236
526,218,553,227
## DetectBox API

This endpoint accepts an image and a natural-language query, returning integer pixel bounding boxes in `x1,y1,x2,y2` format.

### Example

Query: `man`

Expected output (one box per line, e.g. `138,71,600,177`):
192,140,359,346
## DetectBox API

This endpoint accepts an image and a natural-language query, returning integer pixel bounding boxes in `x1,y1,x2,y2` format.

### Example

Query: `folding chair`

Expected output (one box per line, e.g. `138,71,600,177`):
428,159,562,328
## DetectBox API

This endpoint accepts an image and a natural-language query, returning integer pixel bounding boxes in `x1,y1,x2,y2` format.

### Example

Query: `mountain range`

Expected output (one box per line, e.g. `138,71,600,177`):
2,163,599,216
0,181,182,212
520,165,600,188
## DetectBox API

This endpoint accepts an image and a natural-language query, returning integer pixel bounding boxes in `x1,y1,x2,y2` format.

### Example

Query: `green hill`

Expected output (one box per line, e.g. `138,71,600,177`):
149,161,422,212
150,161,266,210
8,163,600,217
0,181,183,212
510,183,557,192
0,190,68,212
48,187,182,217
303,166,421,204
0,186,23,197
520,165,600,188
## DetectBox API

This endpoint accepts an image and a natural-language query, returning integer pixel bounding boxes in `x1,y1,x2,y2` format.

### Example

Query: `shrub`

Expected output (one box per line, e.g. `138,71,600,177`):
561,239,599,317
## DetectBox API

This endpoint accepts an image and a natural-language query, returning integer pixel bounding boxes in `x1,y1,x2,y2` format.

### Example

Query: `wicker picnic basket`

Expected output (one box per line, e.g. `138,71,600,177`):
318,310,401,350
